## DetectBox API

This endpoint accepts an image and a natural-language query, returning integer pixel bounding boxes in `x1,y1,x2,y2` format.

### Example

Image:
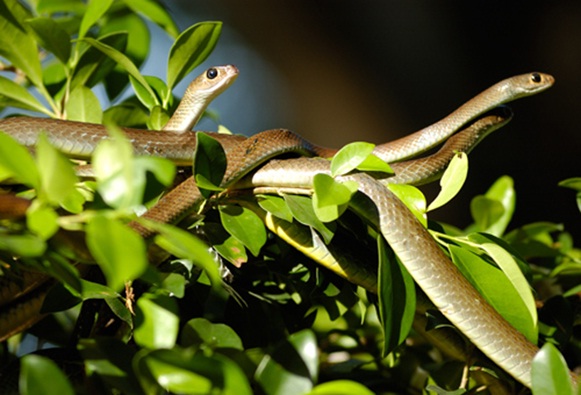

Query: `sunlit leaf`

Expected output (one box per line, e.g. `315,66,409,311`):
427,152,468,212
284,194,335,244
64,85,102,123
86,215,148,291
78,0,113,39
330,142,375,177
255,330,318,395
449,245,536,342
531,343,574,395
307,380,374,395
312,174,357,222
0,75,51,115
470,176,515,236
257,195,293,222
386,184,427,226
181,318,243,350
124,0,179,38
0,132,40,187
219,204,267,256
167,21,222,91
20,355,74,395
25,17,71,64
134,293,179,349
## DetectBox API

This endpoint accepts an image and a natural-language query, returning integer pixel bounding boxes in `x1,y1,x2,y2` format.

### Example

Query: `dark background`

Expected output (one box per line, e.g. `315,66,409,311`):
162,0,581,238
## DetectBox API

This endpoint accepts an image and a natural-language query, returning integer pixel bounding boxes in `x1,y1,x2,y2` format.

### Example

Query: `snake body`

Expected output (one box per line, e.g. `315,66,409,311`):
0,71,556,388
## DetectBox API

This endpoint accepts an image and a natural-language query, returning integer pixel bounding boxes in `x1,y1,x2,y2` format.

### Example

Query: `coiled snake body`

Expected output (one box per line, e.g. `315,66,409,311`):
0,67,556,388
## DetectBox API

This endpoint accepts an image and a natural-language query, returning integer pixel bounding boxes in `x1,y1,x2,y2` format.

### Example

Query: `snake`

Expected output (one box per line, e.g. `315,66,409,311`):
0,70,555,388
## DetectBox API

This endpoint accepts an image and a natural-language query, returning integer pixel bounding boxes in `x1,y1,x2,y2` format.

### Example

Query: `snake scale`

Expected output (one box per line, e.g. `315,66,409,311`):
0,66,556,387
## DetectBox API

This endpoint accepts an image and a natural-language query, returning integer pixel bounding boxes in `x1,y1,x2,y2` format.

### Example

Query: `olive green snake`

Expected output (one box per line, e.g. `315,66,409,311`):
0,67,556,387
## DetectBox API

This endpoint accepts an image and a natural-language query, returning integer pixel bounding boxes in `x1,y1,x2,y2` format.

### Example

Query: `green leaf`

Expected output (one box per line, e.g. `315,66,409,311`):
284,194,335,244
181,318,243,350
0,75,51,115
78,0,113,39
0,234,46,257
255,330,318,395
134,293,179,349
166,21,222,91
135,349,252,395
307,380,374,395
377,236,415,356
531,343,574,395
130,75,167,112
449,244,537,342
86,215,148,291
330,142,375,177
81,37,156,100
144,220,223,288
193,132,227,197
355,153,393,174
93,124,143,209
219,204,267,256
124,0,179,38
205,222,248,268
36,133,84,211
386,184,427,226
468,233,537,333
64,85,103,123
72,32,128,90
20,355,75,395
559,177,581,192
312,174,357,222
26,203,59,239
257,195,294,222
470,176,515,236
427,152,468,212
0,132,40,187
0,0,44,88
25,17,71,64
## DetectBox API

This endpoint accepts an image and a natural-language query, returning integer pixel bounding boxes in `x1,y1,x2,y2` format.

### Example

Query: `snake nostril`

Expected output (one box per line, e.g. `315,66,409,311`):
531,72,542,83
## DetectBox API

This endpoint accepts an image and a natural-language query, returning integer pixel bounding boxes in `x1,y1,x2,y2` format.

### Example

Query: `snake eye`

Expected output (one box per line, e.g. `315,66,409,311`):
206,68,218,79
531,72,542,83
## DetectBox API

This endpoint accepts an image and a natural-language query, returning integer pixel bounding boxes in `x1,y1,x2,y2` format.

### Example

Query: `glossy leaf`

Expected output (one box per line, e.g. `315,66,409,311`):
78,0,113,39
377,236,415,355
427,152,468,212
64,85,103,123
284,194,335,244
255,330,318,395
93,124,142,209
82,37,156,101
312,174,357,222
86,215,148,291
0,75,51,115
36,133,84,212
124,0,179,38
0,132,40,187
20,354,74,395
144,220,223,288
307,380,374,395
257,194,294,222
355,153,393,174
25,17,71,64
219,204,267,256
531,343,574,395
135,348,252,395
0,0,44,88
470,176,515,236
449,244,536,342
468,233,537,330
193,132,227,196
134,293,179,349
181,318,243,350
167,21,222,91
386,184,427,226
330,142,375,177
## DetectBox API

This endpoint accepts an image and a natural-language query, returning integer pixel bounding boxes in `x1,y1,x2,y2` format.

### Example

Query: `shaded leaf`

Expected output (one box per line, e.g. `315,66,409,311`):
20,355,74,395
193,132,227,197
219,204,267,256
181,318,243,350
64,85,102,123
0,75,51,115
0,132,40,187
25,17,71,64
124,0,179,38
167,21,222,91
284,194,335,244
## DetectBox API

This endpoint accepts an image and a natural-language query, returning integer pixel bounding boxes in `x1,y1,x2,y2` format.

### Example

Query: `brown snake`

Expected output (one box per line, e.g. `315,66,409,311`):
0,70,556,387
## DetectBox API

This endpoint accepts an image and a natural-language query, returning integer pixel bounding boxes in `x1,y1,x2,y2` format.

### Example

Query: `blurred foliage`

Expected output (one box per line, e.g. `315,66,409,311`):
0,1,580,394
